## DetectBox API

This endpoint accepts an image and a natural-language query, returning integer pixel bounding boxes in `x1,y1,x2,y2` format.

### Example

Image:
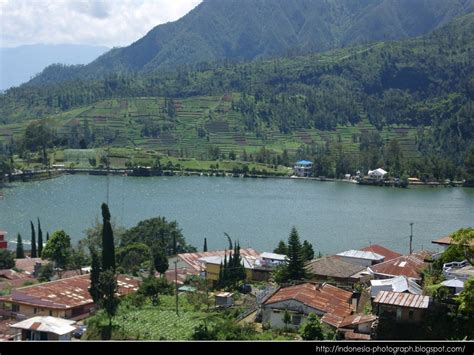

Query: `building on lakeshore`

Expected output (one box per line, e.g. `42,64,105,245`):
10,316,76,341
367,168,387,181
261,282,354,331
0,231,7,250
336,249,385,267
306,256,369,289
372,291,430,323
359,245,402,263
293,160,313,177
0,274,139,321
431,235,474,252
367,252,429,281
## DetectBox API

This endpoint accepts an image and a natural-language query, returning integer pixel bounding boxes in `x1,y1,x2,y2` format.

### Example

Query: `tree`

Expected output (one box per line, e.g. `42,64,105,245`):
116,243,151,274
300,313,324,340
450,228,474,262
98,270,120,337
101,203,116,272
38,263,54,282
89,247,102,305
37,218,43,258
16,233,25,259
30,221,37,258
152,244,169,275
46,232,50,242
138,275,173,306
203,238,208,252
456,276,474,314
286,227,308,281
23,120,53,165
41,230,72,278
273,240,288,255
0,249,15,269
302,240,315,262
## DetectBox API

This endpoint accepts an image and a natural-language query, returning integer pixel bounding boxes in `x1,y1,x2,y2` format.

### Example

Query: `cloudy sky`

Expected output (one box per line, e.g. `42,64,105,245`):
0,0,202,48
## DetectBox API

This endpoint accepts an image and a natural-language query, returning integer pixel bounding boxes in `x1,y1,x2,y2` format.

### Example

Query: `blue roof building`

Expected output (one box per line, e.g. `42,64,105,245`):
294,160,313,177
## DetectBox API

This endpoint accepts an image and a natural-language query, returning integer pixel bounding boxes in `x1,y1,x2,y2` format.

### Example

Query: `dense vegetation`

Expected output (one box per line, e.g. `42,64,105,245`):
22,0,474,84
1,13,473,181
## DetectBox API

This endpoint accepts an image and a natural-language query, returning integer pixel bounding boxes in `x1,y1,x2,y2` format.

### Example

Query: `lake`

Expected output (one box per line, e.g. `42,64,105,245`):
0,174,473,255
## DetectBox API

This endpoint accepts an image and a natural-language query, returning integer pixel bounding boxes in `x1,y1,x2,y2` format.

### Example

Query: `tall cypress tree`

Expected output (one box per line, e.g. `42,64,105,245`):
30,221,37,258
46,232,50,242
203,238,208,252
101,203,115,272
89,247,102,305
286,227,307,281
37,218,43,258
16,233,25,259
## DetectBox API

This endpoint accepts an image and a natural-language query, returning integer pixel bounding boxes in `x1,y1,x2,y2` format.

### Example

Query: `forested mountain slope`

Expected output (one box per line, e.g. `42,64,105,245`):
26,0,474,85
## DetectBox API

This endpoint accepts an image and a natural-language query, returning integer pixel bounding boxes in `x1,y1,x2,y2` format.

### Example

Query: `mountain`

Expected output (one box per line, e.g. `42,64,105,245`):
0,44,109,90
27,0,474,86
1,12,472,179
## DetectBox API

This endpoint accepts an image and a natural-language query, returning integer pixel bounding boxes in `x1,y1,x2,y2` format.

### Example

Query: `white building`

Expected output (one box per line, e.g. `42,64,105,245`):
368,168,387,181
336,249,385,267
370,276,423,298
293,160,313,177
10,316,76,341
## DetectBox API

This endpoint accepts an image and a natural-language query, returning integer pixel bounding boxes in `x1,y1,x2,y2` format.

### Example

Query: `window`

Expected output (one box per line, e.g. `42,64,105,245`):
49,310,53,316
291,315,302,325
33,308,37,314
408,310,414,320
396,308,402,320
12,304,19,313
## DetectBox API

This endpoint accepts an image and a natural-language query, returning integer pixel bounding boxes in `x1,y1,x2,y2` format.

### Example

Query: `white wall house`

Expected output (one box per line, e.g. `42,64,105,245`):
368,168,387,180
293,160,313,177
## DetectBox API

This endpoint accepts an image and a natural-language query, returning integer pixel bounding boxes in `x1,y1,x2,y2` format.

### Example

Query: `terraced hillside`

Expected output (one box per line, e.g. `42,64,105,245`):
0,94,423,163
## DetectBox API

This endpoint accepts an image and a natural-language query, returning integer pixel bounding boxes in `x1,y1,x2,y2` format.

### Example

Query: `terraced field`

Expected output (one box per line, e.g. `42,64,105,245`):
0,94,423,162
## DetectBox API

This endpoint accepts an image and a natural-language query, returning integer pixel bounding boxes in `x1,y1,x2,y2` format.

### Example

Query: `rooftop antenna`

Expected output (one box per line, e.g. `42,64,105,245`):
409,222,414,255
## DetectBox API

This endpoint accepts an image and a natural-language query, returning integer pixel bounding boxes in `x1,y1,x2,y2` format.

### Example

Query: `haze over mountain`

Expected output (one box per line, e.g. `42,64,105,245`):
27,0,474,86
0,44,109,90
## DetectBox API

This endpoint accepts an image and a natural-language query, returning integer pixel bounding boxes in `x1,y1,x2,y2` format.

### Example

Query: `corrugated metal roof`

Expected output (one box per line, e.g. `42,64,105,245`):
337,250,384,261
370,276,422,297
1,274,139,309
432,236,474,247
260,252,287,261
441,279,465,288
359,245,402,262
264,283,353,326
373,291,429,309
368,254,427,279
11,316,76,335
178,248,260,272
199,255,258,269
338,314,377,328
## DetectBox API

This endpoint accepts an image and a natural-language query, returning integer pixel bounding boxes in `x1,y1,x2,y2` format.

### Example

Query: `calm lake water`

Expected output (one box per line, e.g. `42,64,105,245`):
0,175,473,255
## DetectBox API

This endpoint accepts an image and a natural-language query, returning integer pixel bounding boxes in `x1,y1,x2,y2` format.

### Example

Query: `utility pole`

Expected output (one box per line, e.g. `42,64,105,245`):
409,222,414,255
174,259,179,316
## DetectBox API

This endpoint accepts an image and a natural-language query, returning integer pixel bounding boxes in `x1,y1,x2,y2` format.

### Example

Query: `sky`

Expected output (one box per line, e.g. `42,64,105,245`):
0,0,202,48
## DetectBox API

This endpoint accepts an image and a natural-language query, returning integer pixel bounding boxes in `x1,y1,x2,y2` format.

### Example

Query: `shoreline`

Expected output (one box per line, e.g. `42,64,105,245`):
1,167,469,189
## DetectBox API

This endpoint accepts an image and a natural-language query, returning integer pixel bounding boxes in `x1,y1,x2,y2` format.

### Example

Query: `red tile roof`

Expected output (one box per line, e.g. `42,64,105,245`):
373,291,430,309
178,248,260,272
0,274,139,310
264,283,353,327
368,254,427,279
359,245,402,262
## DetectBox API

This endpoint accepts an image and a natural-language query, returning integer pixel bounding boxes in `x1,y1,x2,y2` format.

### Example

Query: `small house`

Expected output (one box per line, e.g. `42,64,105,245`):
370,276,423,298
373,291,430,323
10,316,76,341
0,231,7,250
440,279,465,295
260,252,287,267
368,168,387,181
336,249,385,266
293,160,313,177
368,253,428,281
359,245,402,262
215,292,234,307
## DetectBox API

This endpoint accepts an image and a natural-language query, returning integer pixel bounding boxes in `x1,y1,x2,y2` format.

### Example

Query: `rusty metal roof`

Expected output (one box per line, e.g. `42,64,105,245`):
343,330,371,340
264,283,353,325
432,236,474,247
178,248,260,272
359,245,402,262
373,291,430,309
0,274,139,309
338,314,377,328
368,254,427,279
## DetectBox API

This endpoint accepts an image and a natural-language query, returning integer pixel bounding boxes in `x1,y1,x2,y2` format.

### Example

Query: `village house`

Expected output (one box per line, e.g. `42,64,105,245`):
432,235,474,253
306,256,370,289
372,291,430,323
261,283,354,330
293,160,313,177
368,168,387,181
336,250,385,266
370,276,423,298
440,279,465,295
367,252,429,281
10,316,76,341
335,314,378,340
443,260,474,282
0,274,139,320
359,244,402,262
14,258,49,277
166,248,261,284
0,231,7,250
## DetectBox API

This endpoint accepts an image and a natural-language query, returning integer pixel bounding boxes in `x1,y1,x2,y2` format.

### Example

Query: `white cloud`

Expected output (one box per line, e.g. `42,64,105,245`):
0,0,202,48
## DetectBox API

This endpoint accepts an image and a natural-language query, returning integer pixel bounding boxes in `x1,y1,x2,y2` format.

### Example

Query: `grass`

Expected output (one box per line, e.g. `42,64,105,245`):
0,94,423,165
